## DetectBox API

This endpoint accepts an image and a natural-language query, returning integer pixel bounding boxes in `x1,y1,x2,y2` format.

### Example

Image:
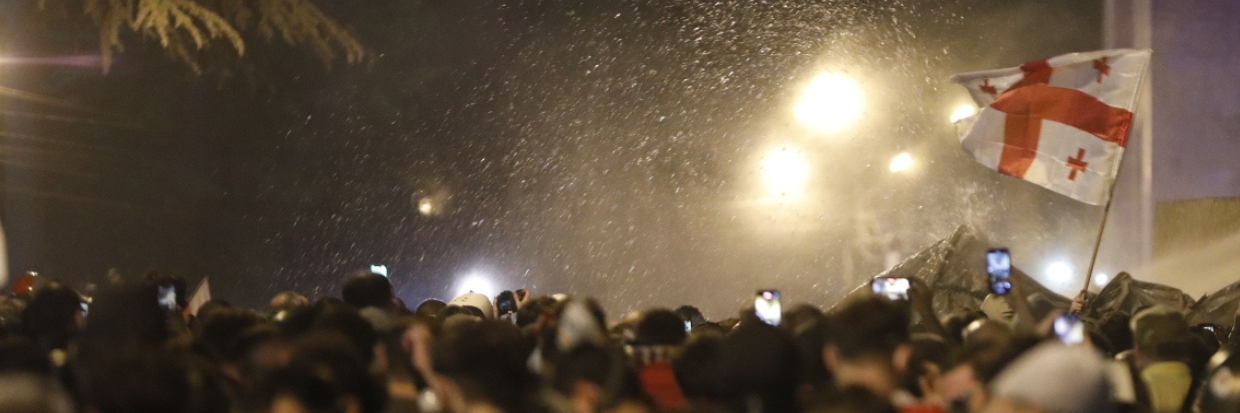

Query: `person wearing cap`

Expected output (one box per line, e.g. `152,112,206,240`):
447,292,495,319
1128,305,1194,413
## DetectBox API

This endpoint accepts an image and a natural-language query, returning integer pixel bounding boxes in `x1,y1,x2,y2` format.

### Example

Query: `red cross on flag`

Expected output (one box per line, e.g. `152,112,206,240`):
952,49,1151,205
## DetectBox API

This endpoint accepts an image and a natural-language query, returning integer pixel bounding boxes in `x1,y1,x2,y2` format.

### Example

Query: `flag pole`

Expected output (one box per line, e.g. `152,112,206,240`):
1081,193,1117,293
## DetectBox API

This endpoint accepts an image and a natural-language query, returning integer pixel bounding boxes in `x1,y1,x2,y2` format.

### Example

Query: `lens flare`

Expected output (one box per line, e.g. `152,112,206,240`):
455,274,496,298
762,147,810,196
1093,272,1109,287
889,152,913,173
1046,261,1074,284
950,104,978,123
794,73,865,133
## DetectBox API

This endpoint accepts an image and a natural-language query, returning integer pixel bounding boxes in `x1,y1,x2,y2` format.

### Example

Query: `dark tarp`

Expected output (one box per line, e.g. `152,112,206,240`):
1188,281,1240,326
841,225,1072,320
1082,272,1195,320
841,226,1237,327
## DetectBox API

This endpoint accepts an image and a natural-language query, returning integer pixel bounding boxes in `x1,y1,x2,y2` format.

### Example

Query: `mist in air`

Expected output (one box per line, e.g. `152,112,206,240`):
3,0,1105,318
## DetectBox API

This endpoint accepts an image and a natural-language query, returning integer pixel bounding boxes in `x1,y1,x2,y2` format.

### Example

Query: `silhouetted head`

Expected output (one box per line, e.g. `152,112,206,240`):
341,272,393,310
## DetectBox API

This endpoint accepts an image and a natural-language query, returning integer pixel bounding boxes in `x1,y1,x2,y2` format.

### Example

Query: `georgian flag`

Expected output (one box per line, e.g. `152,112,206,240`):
952,49,1151,205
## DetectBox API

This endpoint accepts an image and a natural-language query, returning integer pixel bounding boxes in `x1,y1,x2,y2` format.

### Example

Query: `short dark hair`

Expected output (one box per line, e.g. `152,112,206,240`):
716,322,799,413
1132,306,1190,362
1097,311,1133,354
433,320,534,412
280,301,378,364
634,309,687,346
414,299,447,317
828,296,910,360
195,308,263,363
675,305,706,327
341,272,393,310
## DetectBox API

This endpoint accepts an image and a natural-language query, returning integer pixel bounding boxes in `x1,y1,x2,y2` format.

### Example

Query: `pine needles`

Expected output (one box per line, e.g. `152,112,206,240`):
71,0,365,73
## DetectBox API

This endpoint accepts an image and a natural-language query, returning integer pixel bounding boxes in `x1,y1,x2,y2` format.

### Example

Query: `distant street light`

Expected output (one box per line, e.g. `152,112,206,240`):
1094,272,1110,287
888,152,913,173
762,146,810,197
455,273,497,298
794,72,865,133
418,197,436,215
1046,261,1074,284
950,104,978,123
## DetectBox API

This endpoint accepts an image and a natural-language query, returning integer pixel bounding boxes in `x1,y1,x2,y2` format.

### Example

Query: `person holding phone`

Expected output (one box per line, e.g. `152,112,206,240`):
825,295,936,410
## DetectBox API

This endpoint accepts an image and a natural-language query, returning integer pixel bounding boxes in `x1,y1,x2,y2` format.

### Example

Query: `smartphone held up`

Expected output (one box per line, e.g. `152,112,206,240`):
754,289,781,326
870,277,910,301
987,248,1012,295
496,290,518,316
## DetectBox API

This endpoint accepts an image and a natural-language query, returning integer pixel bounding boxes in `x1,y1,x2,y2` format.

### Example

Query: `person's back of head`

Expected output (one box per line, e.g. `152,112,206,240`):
516,296,558,328
196,307,263,364
942,310,987,345
414,299,447,318
283,330,386,413
674,334,723,401
341,272,393,310
675,305,706,328
267,292,309,318
1131,305,1191,364
716,321,799,413
782,304,827,335
433,319,534,412
989,343,1113,413
557,344,649,413
825,295,911,398
21,282,83,351
79,284,170,364
280,300,379,365
634,309,688,346
1097,311,1134,355
904,334,949,399
962,318,1013,348
84,350,231,413
828,296,910,361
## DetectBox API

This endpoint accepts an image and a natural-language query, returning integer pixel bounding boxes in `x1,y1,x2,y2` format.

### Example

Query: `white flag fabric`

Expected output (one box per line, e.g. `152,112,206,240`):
952,49,1151,205
187,277,211,315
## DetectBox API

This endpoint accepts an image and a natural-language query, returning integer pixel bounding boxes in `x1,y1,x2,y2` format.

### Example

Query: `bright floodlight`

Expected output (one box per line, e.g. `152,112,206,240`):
794,72,865,133
762,147,810,196
950,104,978,123
417,197,435,215
1094,272,1110,287
455,274,496,298
889,152,913,173
1046,261,1074,284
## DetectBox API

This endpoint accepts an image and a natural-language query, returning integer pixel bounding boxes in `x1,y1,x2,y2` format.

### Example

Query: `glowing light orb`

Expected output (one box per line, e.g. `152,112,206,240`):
1046,261,1074,284
455,274,496,298
1094,272,1109,287
950,104,978,123
794,73,865,133
762,147,810,196
417,198,435,215
889,152,913,173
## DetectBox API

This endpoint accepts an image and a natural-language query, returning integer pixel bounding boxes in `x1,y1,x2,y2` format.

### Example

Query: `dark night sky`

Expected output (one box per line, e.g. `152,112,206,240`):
0,0,1106,317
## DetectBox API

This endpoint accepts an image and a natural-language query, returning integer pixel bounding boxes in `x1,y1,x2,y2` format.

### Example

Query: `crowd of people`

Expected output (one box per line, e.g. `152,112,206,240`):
0,269,1238,413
